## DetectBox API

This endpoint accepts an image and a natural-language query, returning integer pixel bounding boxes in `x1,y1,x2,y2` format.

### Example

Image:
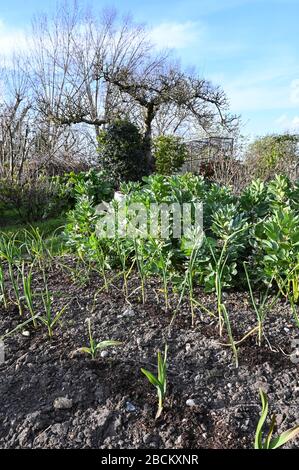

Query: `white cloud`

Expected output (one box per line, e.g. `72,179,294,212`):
227,85,287,112
290,79,299,105
218,56,299,113
292,116,299,128
150,21,202,49
276,114,288,125
275,114,299,131
0,19,27,57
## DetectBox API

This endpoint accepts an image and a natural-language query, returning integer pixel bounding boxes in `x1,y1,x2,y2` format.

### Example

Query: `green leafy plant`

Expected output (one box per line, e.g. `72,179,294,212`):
254,207,299,325
62,169,114,206
239,179,269,219
153,135,188,175
64,195,99,257
141,344,168,419
79,318,122,360
202,205,249,293
255,389,299,449
205,206,249,345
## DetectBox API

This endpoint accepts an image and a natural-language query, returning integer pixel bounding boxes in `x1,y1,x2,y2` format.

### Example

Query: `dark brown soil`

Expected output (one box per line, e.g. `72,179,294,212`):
1,256,299,449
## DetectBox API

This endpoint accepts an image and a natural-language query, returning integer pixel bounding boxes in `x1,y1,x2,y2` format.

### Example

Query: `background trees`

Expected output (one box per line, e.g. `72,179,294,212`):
0,0,237,182
105,62,237,168
245,134,299,180
0,55,32,180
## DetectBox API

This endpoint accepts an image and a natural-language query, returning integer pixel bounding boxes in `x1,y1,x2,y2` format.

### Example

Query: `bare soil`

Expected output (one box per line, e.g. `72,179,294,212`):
1,257,299,449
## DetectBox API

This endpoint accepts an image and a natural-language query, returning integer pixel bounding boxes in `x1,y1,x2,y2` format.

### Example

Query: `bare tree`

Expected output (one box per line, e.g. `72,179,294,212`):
0,51,93,181
105,62,238,168
29,1,153,138
0,55,33,180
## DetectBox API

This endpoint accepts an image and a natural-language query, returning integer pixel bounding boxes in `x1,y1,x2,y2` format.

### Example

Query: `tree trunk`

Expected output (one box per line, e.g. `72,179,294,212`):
144,104,156,173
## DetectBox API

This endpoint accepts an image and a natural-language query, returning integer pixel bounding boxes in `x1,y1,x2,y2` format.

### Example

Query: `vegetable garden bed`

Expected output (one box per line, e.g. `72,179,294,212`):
0,260,299,449
1,173,299,449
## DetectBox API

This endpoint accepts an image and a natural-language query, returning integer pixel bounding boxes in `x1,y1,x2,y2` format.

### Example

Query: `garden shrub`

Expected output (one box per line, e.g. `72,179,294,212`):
153,135,188,175
0,174,67,223
254,206,299,301
64,195,99,257
97,120,150,186
61,169,114,206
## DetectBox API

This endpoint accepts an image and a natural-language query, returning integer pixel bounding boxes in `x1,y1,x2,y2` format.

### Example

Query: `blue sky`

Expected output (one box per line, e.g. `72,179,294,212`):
1,0,299,138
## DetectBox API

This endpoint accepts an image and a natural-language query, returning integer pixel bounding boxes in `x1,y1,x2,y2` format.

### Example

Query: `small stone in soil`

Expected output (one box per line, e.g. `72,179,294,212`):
122,307,135,317
125,401,136,412
186,399,196,407
100,350,108,358
53,397,73,410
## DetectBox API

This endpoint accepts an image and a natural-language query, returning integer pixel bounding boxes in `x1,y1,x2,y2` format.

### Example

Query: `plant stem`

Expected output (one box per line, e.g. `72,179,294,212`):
222,303,238,368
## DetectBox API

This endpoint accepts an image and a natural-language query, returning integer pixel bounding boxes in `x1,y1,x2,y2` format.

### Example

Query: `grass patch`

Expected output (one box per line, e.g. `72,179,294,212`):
0,215,66,237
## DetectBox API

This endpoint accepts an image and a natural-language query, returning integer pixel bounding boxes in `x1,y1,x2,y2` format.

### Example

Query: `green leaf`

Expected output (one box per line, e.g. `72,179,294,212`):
265,415,276,449
52,304,68,327
255,389,269,449
269,425,299,449
95,340,122,350
141,368,161,388
78,347,92,355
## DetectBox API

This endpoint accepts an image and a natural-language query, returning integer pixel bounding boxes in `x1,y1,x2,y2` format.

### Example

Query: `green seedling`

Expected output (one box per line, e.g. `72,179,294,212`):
0,314,41,342
88,234,110,293
23,227,48,269
244,262,280,346
209,241,239,367
0,233,23,315
255,389,299,449
11,267,23,317
134,238,147,304
22,263,37,328
115,237,134,301
141,344,168,419
39,288,68,338
146,237,173,311
176,227,204,327
79,318,122,360
0,263,7,308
